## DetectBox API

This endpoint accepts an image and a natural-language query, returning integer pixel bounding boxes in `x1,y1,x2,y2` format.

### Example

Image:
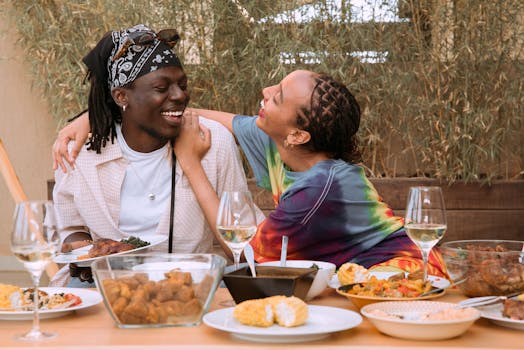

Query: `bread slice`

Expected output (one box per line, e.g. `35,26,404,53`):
233,298,274,327
272,296,308,327
233,295,308,328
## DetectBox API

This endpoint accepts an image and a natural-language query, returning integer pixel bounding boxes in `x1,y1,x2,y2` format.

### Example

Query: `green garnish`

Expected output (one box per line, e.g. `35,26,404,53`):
120,236,150,248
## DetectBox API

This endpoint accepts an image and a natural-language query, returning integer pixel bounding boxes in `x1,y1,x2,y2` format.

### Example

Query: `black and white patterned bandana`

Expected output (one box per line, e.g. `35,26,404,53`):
103,24,182,89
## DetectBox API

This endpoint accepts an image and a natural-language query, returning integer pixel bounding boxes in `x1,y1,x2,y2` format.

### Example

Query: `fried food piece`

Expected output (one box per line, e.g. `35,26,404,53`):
164,269,193,285
181,299,202,317
175,285,195,302
233,296,308,328
154,279,184,302
337,262,370,285
160,300,184,316
111,296,129,316
272,296,308,327
234,298,274,327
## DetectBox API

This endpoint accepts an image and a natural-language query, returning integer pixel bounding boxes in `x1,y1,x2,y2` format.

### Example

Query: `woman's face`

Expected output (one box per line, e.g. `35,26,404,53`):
256,70,315,142
118,66,189,151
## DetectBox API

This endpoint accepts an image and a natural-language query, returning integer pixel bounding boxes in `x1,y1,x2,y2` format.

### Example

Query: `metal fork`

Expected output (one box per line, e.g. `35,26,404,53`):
458,290,524,308
419,277,468,297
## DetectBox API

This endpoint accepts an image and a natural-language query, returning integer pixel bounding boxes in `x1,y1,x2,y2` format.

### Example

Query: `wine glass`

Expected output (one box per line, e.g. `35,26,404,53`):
11,200,60,341
404,186,447,282
216,191,257,271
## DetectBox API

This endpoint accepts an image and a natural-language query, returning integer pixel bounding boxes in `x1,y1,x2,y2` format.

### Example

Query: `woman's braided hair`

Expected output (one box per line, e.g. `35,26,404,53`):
295,74,361,163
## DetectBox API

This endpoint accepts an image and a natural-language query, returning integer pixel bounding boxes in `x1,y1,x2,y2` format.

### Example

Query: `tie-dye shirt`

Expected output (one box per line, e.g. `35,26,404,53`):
233,115,408,267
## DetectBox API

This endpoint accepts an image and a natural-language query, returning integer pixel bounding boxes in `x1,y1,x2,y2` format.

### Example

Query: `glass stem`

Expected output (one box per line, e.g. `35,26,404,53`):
232,250,241,270
30,272,42,336
421,249,430,282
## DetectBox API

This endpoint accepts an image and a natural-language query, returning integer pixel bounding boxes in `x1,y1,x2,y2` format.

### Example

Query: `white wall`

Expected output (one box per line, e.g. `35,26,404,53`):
0,13,57,260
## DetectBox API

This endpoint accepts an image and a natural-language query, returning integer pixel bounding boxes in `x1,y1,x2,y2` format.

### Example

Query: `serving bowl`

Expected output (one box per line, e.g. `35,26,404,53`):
91,253,226,328
440,240,524,297
222,265,317,304
334,271,450,309
259,260,336,300
361,301,480,340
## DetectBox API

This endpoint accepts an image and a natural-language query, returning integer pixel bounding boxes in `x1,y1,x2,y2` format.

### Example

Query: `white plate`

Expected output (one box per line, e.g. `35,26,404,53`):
0,287,102,320
203,305,362,343
477,302,524,330
54,235,167,266
329,271,450,290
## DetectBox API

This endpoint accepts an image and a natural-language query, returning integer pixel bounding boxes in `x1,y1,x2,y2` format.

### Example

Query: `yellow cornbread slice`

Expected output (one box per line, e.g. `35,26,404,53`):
272,296,308,327
233,295,308,328
0,284,22,309
233,298,274,327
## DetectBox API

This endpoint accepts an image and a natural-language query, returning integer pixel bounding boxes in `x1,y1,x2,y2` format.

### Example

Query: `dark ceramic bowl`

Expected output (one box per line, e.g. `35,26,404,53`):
222,265,317,304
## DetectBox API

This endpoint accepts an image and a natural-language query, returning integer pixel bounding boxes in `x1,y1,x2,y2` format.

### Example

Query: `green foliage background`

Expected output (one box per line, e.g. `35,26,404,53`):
4,0,523,181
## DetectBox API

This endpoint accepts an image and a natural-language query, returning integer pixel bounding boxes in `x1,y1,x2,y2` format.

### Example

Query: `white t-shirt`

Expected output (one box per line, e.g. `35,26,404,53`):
116,125,173,237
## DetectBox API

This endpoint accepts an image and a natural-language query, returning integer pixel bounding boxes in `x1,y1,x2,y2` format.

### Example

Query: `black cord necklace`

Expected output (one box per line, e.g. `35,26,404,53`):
168,147,176,253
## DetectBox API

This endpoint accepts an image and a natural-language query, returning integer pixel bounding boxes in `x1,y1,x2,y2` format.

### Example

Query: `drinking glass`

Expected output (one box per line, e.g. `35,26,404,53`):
10,200,60,341
404,186,447,282
216,191,257,271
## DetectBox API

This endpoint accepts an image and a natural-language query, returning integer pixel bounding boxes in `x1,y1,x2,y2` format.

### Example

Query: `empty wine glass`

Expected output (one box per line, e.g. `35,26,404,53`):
404,186,447,282
11,200,60,341
216,191,257,271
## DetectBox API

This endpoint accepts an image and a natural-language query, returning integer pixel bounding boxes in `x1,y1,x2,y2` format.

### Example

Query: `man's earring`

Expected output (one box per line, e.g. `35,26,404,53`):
284,139,289,148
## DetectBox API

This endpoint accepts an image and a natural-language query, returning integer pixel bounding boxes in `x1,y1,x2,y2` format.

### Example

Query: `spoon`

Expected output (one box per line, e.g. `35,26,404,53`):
280,236,288,267
244,244,256,277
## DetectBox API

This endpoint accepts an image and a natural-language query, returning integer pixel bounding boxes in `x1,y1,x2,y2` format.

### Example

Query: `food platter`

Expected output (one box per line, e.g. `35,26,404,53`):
203,305,362,343
0,288,102,320
53,235,167,267
329,271,450,289
332,272,450,309
475,301,524,330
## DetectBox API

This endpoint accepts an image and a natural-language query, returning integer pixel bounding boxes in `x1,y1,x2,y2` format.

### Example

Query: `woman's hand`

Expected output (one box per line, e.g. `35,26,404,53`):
174,110,211,172
52,112,91,172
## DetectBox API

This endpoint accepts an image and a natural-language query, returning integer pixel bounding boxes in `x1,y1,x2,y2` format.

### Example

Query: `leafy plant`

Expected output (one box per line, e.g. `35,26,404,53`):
4,0,523,181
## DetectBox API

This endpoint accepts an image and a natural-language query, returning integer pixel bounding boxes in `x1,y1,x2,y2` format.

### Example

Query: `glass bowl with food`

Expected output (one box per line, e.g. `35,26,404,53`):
440,239,524,297
91,253,226,328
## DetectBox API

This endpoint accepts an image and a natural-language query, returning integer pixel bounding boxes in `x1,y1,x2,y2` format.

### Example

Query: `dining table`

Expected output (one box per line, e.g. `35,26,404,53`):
0,285,521,350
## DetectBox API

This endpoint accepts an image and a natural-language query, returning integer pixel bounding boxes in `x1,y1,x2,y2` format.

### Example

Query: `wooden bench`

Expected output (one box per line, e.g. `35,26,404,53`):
48,178,524,243
247,178,524,243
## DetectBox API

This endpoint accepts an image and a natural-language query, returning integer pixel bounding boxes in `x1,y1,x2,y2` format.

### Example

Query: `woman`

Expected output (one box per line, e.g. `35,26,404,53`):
51,24,252,287
54,70,445,276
